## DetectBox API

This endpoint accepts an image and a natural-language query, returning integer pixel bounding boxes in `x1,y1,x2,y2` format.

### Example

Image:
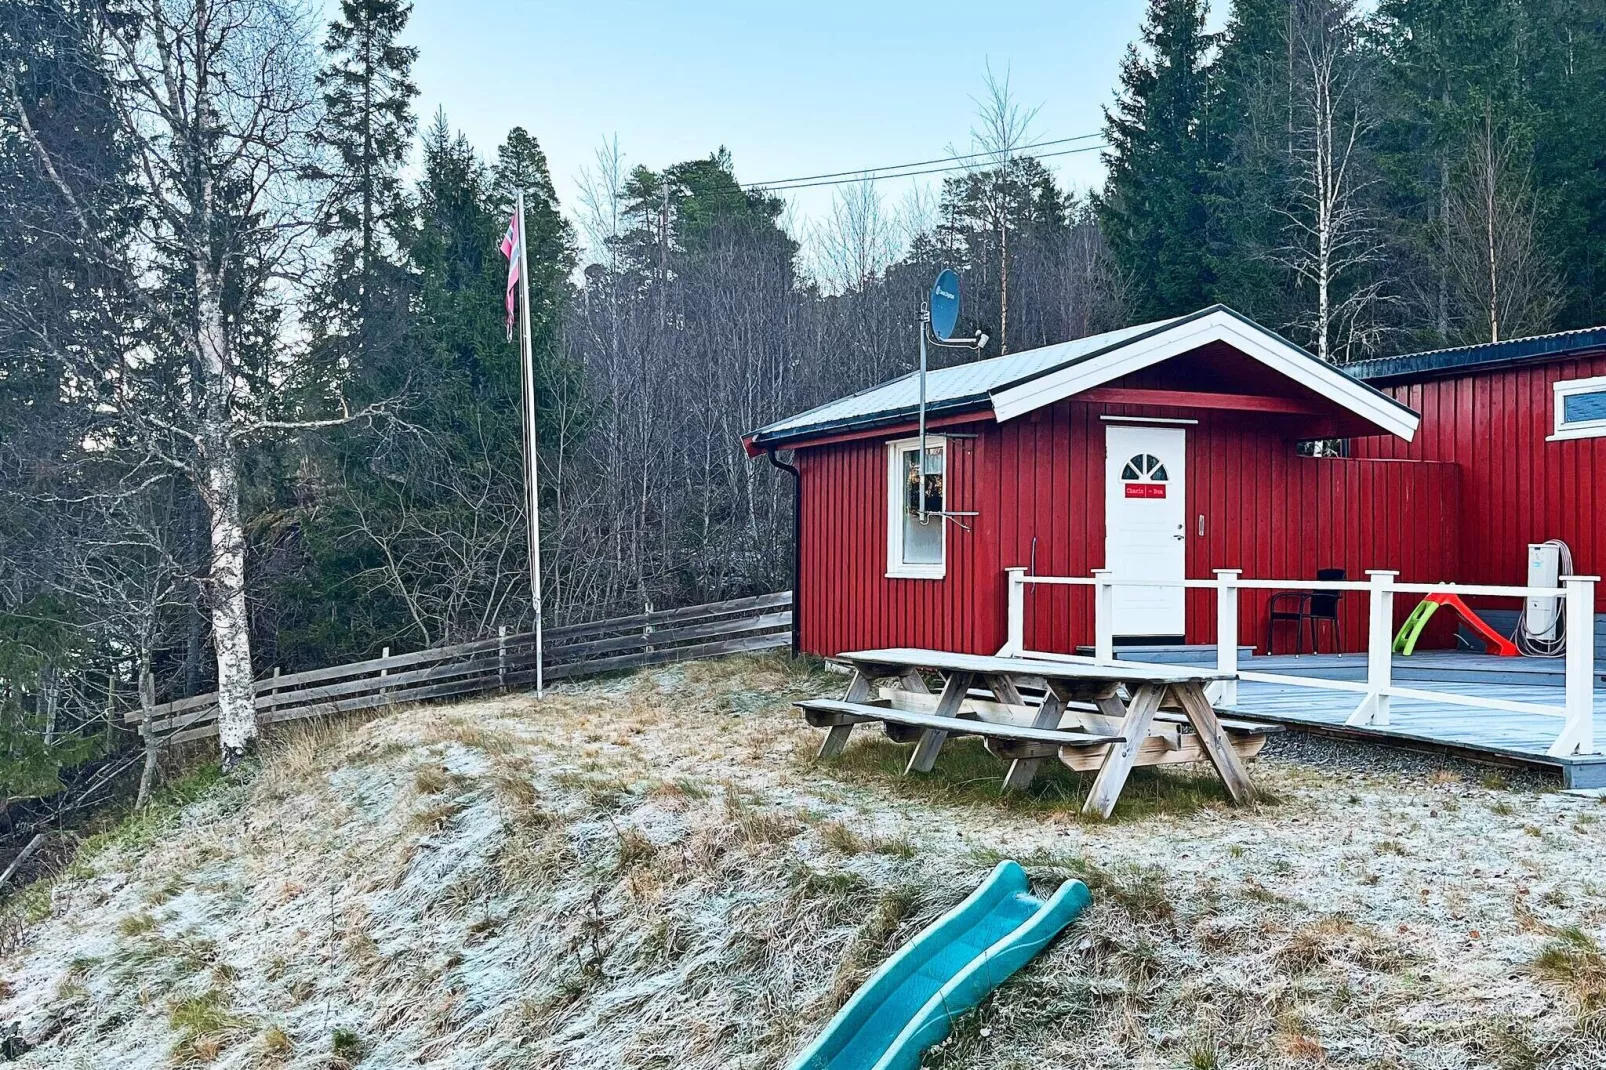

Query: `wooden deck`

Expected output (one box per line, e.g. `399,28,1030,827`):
1221,651,1606,788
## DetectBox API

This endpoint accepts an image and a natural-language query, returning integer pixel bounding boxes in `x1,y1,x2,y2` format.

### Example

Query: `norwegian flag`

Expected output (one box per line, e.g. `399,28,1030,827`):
499,211,521,342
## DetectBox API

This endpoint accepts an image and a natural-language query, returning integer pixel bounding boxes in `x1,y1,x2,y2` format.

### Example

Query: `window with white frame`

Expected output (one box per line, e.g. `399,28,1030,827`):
886,436,945,578
1551,375,1606,441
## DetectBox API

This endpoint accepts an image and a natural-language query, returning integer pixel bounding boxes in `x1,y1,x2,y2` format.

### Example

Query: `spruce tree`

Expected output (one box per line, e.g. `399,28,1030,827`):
1523,0,1606,329
492,128,578,413
1369,0,1538,345
1098,0,1219,321
1209,0,1298,321
306,0,419,380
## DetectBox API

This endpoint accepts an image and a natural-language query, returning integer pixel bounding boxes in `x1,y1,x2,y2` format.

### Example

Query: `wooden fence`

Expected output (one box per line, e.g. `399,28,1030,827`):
130,592,793,746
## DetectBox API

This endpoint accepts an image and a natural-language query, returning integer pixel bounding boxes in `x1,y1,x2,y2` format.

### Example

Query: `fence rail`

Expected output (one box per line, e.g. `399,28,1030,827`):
1000,567,1598,758
133,592,792,747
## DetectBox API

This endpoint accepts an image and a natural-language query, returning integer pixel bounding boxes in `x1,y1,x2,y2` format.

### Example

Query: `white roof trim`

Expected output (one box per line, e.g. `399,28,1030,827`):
987,308,1420,441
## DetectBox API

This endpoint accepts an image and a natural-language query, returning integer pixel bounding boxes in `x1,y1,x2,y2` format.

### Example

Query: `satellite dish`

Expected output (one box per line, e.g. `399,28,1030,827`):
929,268,960,341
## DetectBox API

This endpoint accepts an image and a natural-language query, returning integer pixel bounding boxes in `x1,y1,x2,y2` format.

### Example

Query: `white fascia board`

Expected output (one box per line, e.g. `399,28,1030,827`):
987,310,1421,441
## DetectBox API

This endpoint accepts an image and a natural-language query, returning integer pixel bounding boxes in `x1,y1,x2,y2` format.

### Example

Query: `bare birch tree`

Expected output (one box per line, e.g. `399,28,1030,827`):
963,62,1042,354
1273,0,1391,362
813,178,899,295
1443,110,1561,344
4,0,377,766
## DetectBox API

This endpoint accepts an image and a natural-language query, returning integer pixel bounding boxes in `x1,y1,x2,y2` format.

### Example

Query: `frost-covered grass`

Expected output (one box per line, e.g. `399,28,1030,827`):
0,652,1603,1068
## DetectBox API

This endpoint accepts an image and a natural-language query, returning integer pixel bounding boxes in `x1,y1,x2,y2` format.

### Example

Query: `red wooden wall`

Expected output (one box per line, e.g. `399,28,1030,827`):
797,399,1462,658
1351,352,1606,611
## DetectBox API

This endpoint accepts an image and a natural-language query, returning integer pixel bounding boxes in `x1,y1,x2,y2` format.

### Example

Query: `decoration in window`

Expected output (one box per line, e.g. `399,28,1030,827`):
1120,453,1168,481
899,444,944,566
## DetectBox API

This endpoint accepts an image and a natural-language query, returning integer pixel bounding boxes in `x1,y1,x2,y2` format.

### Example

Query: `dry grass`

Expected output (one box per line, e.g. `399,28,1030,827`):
168,989,248,1064
1533,925,1606,1035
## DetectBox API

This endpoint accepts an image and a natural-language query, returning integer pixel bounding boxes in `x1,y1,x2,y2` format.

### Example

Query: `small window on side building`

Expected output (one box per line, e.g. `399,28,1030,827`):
1551,375,1606,442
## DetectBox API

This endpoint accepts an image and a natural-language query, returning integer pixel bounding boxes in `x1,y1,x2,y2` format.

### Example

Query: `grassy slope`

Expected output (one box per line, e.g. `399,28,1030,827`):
0,653,1602,1069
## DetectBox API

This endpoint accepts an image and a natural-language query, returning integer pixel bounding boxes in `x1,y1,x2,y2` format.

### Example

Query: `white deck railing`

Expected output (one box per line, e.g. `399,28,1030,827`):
1000,567,1599,758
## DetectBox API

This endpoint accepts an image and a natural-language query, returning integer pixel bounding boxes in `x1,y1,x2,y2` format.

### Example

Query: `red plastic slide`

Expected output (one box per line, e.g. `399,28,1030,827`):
1393,592,1519,657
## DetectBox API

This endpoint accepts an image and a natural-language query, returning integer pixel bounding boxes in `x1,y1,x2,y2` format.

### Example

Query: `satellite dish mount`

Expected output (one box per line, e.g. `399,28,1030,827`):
916,269,989,524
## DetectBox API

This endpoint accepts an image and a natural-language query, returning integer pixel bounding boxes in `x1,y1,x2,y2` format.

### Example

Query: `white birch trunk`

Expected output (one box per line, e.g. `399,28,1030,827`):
196,267,258,764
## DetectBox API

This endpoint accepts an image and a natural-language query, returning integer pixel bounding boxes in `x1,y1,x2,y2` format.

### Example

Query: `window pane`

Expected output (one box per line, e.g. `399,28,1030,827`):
1150,464,1168,481
1563,390,1606,424
901,446,943,565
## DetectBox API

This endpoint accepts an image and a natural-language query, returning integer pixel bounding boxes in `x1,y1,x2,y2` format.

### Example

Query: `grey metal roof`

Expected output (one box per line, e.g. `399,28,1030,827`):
747,314,1186,447
1349,325,1606,383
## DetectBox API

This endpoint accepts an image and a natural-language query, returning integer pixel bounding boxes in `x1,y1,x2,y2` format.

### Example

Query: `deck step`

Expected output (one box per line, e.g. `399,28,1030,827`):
1072,644,1253,666
1254,651,1567,685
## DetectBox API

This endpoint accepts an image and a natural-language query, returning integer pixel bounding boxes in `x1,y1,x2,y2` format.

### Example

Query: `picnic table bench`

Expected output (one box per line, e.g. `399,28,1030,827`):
800,647,1279,819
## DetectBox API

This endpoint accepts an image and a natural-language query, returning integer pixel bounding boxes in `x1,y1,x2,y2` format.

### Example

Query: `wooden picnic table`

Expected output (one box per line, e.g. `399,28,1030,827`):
810,647,1264,819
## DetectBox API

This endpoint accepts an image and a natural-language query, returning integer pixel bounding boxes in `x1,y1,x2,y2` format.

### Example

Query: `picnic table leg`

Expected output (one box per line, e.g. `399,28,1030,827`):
1080,683,1166,820
818,669,873,759
985,673,1026,707
1170,682,1257,805
906,671,972,774
898,668,930,695
1001,682,1067,792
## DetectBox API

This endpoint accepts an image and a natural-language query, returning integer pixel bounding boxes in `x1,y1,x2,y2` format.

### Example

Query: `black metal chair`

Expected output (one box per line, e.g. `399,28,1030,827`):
1266,568,1346,655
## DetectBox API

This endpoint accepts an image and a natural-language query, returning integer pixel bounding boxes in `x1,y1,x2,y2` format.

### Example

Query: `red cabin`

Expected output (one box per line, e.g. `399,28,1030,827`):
744,307,1605,659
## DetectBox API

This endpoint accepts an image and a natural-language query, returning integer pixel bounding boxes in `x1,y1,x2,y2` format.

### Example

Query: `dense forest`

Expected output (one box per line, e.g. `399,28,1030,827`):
2,0,1605,788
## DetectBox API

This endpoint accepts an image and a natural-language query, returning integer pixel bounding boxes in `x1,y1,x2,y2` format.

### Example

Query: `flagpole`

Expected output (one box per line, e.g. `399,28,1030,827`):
515,190,544,697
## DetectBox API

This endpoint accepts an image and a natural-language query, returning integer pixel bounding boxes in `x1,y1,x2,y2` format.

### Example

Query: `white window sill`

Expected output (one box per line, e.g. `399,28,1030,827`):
1546,426,1606,442
885,567,946,581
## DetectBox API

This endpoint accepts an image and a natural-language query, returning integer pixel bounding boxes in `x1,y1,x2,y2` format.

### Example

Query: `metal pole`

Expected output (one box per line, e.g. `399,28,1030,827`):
918,304,929,521
516,190,545,697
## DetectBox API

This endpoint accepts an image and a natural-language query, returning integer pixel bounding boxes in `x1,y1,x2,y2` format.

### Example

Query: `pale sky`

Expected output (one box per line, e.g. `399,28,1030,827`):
395,1,1227,251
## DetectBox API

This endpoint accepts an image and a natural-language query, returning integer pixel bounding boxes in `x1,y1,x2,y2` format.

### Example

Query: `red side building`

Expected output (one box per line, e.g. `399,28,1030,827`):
744,308,1606,659
1347,329,1606,616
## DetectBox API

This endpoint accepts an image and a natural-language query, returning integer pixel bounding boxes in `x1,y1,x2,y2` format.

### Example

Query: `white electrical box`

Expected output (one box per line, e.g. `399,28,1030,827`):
1525,542,1562,642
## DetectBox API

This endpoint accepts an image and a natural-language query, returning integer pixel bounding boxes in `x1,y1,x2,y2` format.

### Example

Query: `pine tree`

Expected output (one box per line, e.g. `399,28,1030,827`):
1098,0,1219,321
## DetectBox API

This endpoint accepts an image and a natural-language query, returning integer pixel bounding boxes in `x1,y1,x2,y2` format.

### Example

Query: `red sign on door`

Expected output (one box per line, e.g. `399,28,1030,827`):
1124,482,1167,499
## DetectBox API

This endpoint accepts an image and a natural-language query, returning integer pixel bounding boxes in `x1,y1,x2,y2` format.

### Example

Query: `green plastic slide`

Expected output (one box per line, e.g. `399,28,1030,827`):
784,860,1090,1070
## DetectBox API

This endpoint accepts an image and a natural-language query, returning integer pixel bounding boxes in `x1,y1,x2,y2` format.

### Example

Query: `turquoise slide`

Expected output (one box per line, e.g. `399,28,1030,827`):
785,861,1090,1070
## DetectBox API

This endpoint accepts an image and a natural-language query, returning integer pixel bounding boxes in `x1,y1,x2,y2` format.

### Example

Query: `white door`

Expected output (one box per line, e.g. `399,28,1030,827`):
1105,425,1186,638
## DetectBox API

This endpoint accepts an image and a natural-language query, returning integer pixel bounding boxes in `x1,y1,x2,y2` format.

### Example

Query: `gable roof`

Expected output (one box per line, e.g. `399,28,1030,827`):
745,314,1186,447
1348,325,1606,384
746,305,1420,450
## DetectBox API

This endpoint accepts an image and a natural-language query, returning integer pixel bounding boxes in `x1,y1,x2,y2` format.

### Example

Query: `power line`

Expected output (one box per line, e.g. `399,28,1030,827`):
751,143,1109,193
740,133,1105,191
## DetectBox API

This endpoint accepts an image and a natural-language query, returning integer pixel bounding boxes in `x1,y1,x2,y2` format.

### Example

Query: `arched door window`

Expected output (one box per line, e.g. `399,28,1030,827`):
1119,453,1169,482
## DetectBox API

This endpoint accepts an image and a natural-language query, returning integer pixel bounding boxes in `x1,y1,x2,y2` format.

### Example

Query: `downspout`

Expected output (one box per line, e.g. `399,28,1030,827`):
765,445,802,658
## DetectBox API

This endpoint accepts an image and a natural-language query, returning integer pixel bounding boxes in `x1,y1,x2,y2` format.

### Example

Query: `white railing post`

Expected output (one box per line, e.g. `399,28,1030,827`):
1002,567,1027,657
1092,568,1115,664
1550,575,1598,757
1347,570,1398,727
1212,569,1241,707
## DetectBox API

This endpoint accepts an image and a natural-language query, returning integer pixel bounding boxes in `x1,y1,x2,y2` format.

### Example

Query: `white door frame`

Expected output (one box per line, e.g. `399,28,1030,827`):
1104,424,1187,638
